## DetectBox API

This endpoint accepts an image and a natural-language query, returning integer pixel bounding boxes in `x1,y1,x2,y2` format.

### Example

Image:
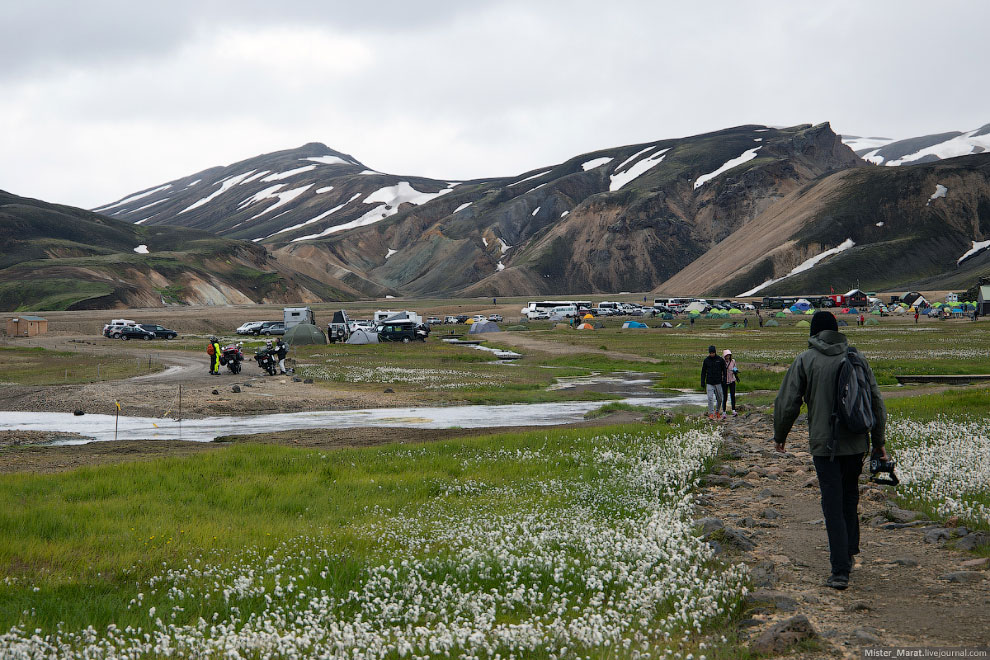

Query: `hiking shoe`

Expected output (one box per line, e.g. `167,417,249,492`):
826,574,849,590
732,410,737,416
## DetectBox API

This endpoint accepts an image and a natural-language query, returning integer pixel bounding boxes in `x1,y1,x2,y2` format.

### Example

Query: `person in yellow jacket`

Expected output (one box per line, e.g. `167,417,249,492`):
208,336,222,375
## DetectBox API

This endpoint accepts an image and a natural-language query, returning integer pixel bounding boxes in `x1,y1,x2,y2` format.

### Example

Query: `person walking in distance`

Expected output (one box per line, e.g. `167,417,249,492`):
275,338,288,375
701,345,727,420
721,349,739,416
773,311,887,590
207,336,222,375
914,310,919,324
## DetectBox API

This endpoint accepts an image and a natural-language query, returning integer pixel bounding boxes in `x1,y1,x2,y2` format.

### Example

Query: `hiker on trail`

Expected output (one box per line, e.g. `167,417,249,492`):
772,311,887,591
914,310,919,323
690,315,696,329
207,336,221,375
743,317,748,329
275,338,288,375
701,345,727,420
721,349,739,416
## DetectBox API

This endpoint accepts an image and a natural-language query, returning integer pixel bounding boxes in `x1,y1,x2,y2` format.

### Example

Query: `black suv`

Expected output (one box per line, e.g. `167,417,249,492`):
139,324,178,339
117,325,156,341
377,321,429,343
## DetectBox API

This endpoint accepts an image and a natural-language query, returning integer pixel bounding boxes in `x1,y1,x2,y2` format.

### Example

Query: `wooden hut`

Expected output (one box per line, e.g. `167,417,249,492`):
6,315,48,337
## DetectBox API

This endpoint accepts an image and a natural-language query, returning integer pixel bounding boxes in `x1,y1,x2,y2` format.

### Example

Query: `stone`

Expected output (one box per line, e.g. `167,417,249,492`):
955,532,990,552
802,477,818,488
886,505,921,524
853,628,883,645
697,517,724,536
293,377,302,382
924,528,952,545
740,517,756,528
383,388,395,393
703,474,732,487
890,558,919,567
721,527,757,551
730,479,754,489
737,618,762,629
750,560,779,588
749,615,817,654
845,601,871,612
940,571,984,584
73,410,85,416
746,590,797,611
708,540,723,555
231,385,241,393
303,378,314,384
242,381,253,387
761,508,781,520
959,557,990,569
755,488,775,500
211,389,219,395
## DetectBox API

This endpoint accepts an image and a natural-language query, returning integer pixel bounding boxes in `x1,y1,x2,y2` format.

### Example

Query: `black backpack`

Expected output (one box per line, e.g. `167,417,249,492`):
828,347,875,459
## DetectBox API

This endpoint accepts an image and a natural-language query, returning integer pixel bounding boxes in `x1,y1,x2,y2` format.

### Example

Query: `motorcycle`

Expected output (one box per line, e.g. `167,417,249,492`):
254,346,278,376
219,343,244,374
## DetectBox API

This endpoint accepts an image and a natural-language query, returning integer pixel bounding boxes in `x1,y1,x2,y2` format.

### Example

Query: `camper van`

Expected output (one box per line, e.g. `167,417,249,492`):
597,302,621,315
374,310,423,325
548,305,578,319
283,307,315,330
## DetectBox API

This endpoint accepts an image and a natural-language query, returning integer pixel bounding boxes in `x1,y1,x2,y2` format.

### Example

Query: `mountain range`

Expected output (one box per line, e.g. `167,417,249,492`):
2,121,989,310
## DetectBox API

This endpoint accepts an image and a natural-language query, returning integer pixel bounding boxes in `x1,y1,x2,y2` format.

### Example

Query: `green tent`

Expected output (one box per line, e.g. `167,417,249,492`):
284,323,326,345
796,320,811,327
765,319,779,327
719,322,734,329
728,308,743,315
775,311,786,318
803,309,815,315
662,312,674,320
865,317,880,325
871,309,882,315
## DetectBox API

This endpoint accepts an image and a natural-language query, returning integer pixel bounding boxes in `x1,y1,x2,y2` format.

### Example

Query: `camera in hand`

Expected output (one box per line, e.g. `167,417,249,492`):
869,450,899,486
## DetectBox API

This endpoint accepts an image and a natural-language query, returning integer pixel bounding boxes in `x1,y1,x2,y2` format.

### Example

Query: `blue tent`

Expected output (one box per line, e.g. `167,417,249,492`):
622,321,648,329
790,301,813,313
848,307,859,314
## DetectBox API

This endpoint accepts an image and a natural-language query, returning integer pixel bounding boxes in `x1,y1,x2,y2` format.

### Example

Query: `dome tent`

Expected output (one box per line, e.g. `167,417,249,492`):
346,329,379,344
284,323,326,346
865,317,880,325
622,321,648,328
468,321,501,334
765,319,779,327
796,320,811,328
576,322,594,330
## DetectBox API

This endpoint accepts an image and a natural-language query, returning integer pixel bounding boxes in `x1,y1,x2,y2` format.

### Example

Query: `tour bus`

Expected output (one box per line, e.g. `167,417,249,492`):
654,297,693,308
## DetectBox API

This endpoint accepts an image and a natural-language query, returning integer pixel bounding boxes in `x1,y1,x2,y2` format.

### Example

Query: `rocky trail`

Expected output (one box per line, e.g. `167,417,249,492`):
698,413,990,657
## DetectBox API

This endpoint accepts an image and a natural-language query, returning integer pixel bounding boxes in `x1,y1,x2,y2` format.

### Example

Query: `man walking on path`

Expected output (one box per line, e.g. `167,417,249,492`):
772,311,888,590
701,345,727,420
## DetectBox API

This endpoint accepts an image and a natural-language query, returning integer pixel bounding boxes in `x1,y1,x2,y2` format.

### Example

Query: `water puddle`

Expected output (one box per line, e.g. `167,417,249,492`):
442,338,521,360
0,393,706,445
548,372,658,397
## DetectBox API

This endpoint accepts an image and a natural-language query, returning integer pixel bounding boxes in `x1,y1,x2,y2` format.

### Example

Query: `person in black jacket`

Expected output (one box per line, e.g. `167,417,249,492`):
275,338,288,374
701,344,727,420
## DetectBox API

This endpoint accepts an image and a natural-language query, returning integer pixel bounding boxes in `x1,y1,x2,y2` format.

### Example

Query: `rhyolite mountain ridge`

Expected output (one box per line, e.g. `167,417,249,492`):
5,121,990,311
0,190,354,311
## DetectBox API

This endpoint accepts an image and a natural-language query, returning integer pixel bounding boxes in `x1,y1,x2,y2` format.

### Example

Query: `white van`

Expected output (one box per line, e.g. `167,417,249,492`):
597,302,620,315
548,305,578,319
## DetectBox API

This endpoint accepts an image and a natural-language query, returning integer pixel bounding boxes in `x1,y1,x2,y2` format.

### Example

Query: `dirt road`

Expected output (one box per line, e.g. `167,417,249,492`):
705,414,990,655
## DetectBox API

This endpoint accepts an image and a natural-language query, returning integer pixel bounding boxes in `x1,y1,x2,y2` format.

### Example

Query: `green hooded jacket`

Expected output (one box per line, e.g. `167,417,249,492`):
773,329,886,456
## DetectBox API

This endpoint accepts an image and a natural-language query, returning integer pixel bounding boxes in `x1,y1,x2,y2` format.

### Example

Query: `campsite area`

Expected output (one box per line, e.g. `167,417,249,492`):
0,300,988,658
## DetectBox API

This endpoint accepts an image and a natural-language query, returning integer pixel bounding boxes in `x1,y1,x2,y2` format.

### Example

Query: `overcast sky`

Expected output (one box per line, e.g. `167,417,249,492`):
2,0,988,209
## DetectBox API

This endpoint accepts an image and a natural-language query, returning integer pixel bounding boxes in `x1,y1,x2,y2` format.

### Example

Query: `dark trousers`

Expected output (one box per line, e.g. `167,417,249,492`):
721,382,736,411
813,454,864,576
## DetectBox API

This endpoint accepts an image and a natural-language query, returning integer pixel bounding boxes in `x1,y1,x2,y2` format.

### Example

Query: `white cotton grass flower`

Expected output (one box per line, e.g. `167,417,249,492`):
0,428,748,658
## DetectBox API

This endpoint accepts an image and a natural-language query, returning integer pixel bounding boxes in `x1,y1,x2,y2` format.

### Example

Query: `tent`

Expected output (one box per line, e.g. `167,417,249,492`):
891,306,906,315
465,318,475,324
841,307,850,314
865,317,880,326
803,309,815,315
719,322,735,329
870,309,882,315
837,319,848,326
796,320,811,327
790,300,813,312
576,322,594,330
284,323,326,346
346,329,379,344
848,307,859,314
774,311,786,318
469,321,501,334
765,319,779,327
583,313,594,319
685,301,707,313
728,308,743,315
622,321,648,328
660,322,673,328
662,312,674,320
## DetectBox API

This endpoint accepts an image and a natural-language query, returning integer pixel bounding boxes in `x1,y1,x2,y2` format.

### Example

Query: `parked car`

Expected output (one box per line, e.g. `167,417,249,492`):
426,316,443,325
236,321,265,335
377,320,429,342
116,325,156,341
261,322,285,335
487,314,503,322
104,319,137,337
443,316,459,324
139,324,178,339
455,315,469,324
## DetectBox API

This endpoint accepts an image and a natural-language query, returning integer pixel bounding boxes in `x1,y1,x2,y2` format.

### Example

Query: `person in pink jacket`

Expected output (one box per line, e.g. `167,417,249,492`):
721,349,739,416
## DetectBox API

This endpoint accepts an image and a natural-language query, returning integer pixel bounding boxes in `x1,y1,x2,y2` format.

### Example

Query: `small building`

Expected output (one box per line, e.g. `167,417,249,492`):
978,286,990,316
6,315,48,337
946,292,959,303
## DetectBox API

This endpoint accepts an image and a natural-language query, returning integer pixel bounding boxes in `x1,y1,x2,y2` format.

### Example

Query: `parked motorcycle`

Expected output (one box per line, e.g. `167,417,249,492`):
254,346,278,376
219,343,244,374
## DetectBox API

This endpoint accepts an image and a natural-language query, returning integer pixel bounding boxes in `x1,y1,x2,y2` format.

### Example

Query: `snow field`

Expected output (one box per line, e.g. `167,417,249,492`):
0,428,746,659
609,148,670,192
693,147,761,190
738,238,855,297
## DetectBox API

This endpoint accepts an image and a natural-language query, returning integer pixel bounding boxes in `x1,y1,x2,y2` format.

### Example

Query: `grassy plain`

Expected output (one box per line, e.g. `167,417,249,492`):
0,346,163,385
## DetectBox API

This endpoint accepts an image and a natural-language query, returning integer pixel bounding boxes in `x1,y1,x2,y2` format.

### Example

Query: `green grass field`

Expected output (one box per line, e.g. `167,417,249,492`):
0,346,164,385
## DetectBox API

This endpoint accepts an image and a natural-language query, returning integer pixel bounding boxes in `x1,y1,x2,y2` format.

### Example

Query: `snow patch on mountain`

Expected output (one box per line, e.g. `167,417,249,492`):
247,184,313,221
385,248,397,259
510,169,553,186
499,238,512,254
609,148,670,191
856,127,990,166
496,260,505,272
694,147,761,189
266,193,361,239
581,156,613,171
532,207,540,216
958,239,990,265
238,184,285,209
261,165,317,182
186,179,202,188
292,204,390,242
739,239,855,296
94,184,172,212
133,244,149,254
364,181,455,207
454,202,472,214
927,184,947,205
304,156,353,166
315,186,334,194
179,173,255,214
840,135,894,153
